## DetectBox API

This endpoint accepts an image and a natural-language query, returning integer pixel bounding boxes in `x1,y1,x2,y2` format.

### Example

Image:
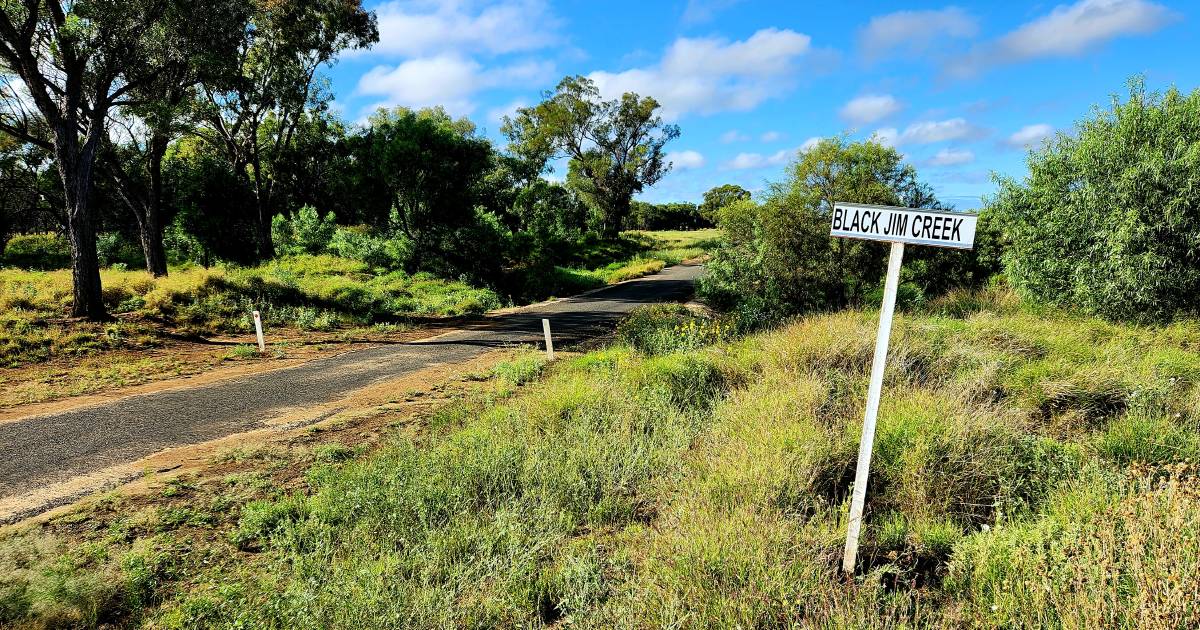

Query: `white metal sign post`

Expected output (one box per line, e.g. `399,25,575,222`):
832,202,977,574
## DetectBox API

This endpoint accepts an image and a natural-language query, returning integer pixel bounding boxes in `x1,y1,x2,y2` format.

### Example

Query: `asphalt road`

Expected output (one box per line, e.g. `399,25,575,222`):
0,264,702,505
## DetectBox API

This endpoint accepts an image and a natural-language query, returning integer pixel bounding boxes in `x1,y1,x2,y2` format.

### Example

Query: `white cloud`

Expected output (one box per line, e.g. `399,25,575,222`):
357,55,554,116
668,150,706,170
588,28,812,120
725,148,795,170
948,0,1177,77
872,127,899,148
760,130,783,143
871,118,981,147
928,147,975,166
681,0,743,25
720,130,749,143
358,0,561,58
839,94,903,125
900,118,978,144
1007,123,1055,147
800,136,823,152
487,99,527,125
859,7,979,62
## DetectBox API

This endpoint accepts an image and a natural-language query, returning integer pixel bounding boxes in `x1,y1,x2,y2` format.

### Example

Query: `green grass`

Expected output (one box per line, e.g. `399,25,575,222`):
0,229,722,369
534,229,720,299
7,288,1200,627
0,257,501,368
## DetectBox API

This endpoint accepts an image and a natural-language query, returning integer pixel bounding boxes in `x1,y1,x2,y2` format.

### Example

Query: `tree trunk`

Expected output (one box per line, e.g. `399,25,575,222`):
141,133,169,276
136,209,168,276
61,163,105,320
247,156,275,260
54,120,107,320
602,195,631,239
255,199,274,259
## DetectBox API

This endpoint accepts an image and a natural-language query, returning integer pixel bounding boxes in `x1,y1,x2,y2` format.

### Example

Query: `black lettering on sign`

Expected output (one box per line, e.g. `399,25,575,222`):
951,218,962,241
868,211,881,233
931,216,942,240
833,207,843,230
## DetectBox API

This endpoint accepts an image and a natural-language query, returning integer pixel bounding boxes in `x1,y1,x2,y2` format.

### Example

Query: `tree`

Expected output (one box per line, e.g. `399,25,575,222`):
0,0,216,318
350,107,495,274
990,79,1200,322
504,76,679,238
0,133,60,253
103,0,248,276
699,184,750,221
700,137,988,321
627,201,707,230
195,0,376,260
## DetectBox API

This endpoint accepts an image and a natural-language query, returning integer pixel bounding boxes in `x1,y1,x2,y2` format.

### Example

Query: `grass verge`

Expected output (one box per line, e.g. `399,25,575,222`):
13,285,1193,627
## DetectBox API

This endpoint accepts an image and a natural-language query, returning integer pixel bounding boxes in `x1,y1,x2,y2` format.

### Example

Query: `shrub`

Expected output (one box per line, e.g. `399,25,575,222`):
990,79,1200,322
328,226,410,269
2,233,71,270
700,138,998,324
97,233,144,269
616,304,731,355
272,206,337,256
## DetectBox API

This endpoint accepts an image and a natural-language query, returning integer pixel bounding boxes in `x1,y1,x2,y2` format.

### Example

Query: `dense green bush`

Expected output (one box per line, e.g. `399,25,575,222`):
700,138,999,324
616,304,731,355
2,233,71,270
96,232,144,269
273,205,338,257
990,79,1200,322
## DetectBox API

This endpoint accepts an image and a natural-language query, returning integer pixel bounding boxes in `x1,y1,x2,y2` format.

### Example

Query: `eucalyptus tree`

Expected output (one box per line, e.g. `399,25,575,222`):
194,0,376,260
504,76,679,238
0,0,230,318
102,0,248,276
699,184,751,221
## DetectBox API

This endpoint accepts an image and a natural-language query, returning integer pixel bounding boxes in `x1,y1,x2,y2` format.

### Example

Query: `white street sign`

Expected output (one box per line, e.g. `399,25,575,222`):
831,202,977,575
831,202,977,249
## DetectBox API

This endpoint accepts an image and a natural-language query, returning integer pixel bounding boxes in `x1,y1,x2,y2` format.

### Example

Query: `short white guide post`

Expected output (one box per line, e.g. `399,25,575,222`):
832,202,977,575
252,310,266,353
542,318,555,360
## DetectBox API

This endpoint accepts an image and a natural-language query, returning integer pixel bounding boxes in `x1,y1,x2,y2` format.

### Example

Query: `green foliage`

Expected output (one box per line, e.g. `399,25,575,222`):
96,233,144,269
10,298,1200,627
626,201,710,230
990,79,1200,322
698,183,751,221
352,107,497,277
272,206,337,257
492,353,548,387
700,137,999,324
505,76,680,237
616,304,732,355
2,233,71,270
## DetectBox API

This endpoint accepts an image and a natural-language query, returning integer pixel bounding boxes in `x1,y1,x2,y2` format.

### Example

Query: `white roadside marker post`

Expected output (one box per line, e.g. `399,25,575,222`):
542,318,555,360
252,310,266,354
830,202,978,575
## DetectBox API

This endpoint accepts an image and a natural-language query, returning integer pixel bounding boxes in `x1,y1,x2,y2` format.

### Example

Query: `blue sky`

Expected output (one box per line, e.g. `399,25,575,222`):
325,0,1198,209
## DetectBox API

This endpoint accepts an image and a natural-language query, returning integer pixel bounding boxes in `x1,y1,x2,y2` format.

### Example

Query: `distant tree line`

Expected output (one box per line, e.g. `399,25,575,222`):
0,1,684,320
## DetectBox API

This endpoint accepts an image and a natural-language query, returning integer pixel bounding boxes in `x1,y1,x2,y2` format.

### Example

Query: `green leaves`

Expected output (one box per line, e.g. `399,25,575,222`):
991,79,1200,322
504,76,680,237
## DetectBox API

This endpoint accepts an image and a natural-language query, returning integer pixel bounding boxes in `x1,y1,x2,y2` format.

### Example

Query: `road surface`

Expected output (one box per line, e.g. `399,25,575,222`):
0,264,702,516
